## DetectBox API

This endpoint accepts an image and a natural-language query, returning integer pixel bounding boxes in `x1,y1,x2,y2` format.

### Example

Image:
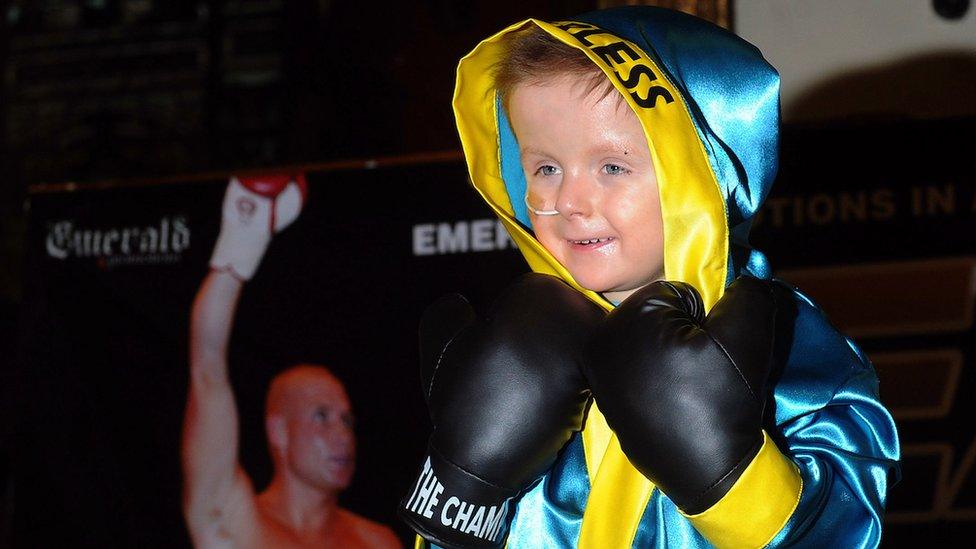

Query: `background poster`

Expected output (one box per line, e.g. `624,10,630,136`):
16,159,525,547
11,118,976,547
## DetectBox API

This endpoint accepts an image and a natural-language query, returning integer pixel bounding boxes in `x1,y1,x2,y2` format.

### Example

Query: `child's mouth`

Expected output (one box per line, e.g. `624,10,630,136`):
569,236,615,249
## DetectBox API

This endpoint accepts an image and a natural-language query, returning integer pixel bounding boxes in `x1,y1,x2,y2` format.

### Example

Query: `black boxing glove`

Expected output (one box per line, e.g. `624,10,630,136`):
399,274,604,548
585,276,794,515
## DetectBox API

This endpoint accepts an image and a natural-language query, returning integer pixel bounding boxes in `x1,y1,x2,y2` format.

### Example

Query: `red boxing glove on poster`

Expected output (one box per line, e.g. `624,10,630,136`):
209,173,307,280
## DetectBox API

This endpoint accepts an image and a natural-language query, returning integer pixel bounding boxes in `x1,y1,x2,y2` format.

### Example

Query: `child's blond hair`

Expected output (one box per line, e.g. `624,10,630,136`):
493,27,617,108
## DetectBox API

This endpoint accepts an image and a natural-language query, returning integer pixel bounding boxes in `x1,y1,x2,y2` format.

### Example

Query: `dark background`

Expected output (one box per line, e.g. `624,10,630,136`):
2,0,975,547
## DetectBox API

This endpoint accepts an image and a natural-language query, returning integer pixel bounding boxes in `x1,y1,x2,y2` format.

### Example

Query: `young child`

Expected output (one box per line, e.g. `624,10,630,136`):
400,6,899,548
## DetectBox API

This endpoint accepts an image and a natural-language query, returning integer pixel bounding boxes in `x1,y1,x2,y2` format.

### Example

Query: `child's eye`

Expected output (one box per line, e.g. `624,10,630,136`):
603,163,629,175
535,165,560,177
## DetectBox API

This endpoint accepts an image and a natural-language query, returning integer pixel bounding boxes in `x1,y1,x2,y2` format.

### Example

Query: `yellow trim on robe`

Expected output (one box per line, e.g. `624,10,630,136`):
681,431,803,549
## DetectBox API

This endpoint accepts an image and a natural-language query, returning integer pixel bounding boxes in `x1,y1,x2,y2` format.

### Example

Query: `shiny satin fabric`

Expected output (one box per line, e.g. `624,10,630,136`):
502,297,901,549
443,5,899,548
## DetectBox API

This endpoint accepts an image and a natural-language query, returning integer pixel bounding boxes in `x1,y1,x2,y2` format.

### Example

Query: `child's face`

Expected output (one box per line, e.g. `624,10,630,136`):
509,76,664,303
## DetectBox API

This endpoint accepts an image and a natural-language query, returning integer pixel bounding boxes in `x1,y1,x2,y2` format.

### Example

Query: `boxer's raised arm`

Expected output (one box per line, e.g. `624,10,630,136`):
181,174,305,536
182,269,249,528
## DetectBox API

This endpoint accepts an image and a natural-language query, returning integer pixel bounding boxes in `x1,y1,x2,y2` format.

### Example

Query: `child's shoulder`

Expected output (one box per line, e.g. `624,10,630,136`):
771,282,876,414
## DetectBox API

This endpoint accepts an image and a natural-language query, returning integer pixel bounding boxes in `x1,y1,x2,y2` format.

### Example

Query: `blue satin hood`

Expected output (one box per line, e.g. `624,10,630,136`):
497,6,781,281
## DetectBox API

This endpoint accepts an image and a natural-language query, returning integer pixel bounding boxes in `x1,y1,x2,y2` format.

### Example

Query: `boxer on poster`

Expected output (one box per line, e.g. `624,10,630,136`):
182,175,401,548
400,7,899,548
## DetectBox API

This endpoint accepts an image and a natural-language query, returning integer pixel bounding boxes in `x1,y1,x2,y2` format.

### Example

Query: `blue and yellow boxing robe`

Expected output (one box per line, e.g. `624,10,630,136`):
434,6,900,548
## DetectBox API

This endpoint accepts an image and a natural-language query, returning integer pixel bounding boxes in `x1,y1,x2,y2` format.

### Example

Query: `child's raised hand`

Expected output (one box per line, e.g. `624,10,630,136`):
585,276,795,515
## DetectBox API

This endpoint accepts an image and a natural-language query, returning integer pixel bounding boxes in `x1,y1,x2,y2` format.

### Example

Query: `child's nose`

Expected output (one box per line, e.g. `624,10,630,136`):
555,168,596,218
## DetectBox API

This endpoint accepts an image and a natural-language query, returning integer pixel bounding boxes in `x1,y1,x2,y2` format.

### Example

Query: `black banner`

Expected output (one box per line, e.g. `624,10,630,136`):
16,161,526,547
